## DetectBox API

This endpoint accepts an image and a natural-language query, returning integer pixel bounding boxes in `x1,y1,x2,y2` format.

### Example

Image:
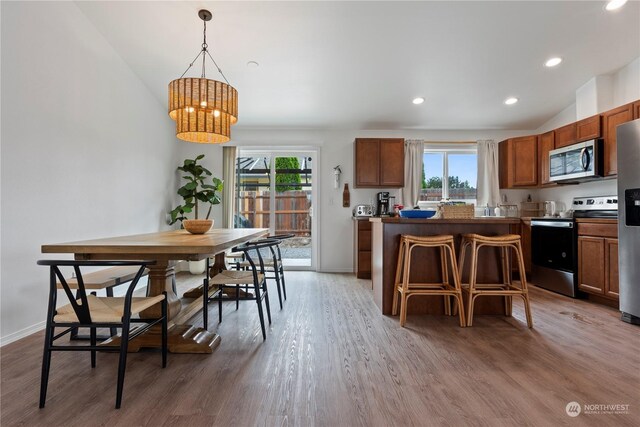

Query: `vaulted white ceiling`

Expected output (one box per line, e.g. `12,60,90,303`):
76,1,640,131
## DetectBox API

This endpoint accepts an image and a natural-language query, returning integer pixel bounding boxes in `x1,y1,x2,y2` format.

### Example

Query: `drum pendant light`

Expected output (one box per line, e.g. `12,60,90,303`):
168,10,238,143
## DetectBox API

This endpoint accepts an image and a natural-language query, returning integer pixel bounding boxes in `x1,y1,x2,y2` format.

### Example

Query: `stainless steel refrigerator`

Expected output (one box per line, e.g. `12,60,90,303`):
617,119,640,325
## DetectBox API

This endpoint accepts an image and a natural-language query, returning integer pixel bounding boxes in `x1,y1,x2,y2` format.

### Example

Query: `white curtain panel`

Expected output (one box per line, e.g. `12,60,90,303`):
222,146,237,228
401,140,424,208
476,139,501,207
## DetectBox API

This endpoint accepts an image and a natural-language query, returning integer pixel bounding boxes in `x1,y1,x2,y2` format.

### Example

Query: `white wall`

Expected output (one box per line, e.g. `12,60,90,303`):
230,128,533,273
612,57,640,106
0,2,177,343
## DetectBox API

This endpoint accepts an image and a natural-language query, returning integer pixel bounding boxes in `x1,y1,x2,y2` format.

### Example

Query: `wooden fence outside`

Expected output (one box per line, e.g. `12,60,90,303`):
237,190,311,236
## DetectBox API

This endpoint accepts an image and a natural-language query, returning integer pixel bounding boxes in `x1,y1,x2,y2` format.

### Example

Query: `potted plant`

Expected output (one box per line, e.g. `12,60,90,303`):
170,154,223,234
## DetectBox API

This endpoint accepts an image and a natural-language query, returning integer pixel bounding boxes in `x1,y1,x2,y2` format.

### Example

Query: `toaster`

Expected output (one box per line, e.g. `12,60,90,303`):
353,204,374,217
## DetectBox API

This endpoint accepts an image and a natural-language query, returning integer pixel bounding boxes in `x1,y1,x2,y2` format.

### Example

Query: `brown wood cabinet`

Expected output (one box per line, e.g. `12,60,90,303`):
554,123,577,148
605,238,619,299
576,115,601,142
499,100,639,187
499,136,537,188
499,139,508,189
577,220,619,301
354,138,404,188
538,131,555,186
603,103,634,177
578,236,605,295
354,219,372,279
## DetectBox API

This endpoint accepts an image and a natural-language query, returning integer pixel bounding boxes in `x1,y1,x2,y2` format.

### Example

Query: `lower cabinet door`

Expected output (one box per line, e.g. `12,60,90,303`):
357,251,371,279
605,238,619,299
578,236,605,295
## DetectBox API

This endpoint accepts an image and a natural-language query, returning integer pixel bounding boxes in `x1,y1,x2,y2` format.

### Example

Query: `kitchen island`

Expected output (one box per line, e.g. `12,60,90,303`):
371,217,522,315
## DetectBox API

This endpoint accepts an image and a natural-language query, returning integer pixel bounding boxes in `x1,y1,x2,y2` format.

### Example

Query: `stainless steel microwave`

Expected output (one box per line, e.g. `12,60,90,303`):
549,139,603,183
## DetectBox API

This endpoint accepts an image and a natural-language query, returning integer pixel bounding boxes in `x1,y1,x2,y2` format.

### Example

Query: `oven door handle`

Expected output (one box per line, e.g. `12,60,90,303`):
531,220,574,228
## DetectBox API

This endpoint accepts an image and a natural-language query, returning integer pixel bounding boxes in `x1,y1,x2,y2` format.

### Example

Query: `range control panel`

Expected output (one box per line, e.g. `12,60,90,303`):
572,195,618,211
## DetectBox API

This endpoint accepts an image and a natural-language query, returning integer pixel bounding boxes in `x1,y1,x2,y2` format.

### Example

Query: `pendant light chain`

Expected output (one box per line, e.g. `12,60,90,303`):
177,17,231,85
178,51,203,79
205,50,231,86
201,20,207,78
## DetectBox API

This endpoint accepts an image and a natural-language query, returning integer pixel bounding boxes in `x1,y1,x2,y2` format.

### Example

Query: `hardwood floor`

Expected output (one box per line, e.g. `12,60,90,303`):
1,272,638,426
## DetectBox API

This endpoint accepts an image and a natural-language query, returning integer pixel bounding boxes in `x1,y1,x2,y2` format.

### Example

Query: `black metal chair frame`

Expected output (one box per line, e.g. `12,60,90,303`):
265,234,295,306
227,234,293,309
202,239,279,340
37,260,168,409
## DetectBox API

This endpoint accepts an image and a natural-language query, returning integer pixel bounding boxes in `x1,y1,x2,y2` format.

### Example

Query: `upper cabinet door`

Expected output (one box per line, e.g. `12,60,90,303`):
634,101,640,120
512,136,538,186
355,139,381,187
538,131,555,186
576,115,601,142
379,139,405,187
555,123,577,148
603,103,634,177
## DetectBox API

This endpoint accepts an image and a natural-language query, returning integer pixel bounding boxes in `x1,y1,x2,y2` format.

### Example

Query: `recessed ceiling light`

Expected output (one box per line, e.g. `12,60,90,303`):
605,0,627,11
545,57,563,67
412,97,425,105
247,61,259,68
504,97,519,105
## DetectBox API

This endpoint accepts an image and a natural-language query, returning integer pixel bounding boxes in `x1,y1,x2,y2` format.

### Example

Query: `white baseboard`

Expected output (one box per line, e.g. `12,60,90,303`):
319,268,355,273
0,320,46,347
0,282,149,347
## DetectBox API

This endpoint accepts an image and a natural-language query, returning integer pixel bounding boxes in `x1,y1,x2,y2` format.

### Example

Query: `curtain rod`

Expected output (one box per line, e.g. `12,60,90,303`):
421,141,476,145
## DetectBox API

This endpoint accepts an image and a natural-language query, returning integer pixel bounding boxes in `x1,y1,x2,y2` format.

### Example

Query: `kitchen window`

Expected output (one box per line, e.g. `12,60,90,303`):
421,144,477,202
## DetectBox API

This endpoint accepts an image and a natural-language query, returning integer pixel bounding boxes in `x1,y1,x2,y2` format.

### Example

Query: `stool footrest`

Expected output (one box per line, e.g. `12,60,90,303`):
393,234,466,328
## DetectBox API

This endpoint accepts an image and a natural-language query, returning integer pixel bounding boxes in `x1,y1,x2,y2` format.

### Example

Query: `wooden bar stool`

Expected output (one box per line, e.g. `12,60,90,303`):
392,234,466,327
458,234,533,328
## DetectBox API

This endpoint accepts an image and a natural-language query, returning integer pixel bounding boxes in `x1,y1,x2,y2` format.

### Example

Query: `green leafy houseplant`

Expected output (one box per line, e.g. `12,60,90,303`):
169,154,223,226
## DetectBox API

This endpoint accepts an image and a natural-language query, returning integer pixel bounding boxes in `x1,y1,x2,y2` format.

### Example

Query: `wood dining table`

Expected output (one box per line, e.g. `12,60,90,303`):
41,228,268,354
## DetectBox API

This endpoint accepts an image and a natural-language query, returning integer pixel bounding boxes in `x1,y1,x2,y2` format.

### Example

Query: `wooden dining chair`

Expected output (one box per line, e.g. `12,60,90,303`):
37,260,168,409
202,239,278,340
265,233,295,304
233,234,293,309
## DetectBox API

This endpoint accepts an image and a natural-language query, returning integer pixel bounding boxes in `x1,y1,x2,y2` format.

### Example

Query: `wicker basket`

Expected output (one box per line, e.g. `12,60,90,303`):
520,201,544,218
440,204,475,219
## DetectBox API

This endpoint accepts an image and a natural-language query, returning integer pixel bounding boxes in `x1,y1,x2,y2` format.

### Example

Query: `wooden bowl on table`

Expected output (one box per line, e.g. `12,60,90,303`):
183,219,213,234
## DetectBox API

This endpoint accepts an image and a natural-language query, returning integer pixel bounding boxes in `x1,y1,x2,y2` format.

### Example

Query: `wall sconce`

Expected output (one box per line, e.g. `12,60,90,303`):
333,165,342,189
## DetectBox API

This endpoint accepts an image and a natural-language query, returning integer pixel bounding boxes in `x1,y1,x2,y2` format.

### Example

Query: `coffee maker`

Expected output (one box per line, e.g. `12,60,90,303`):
376,191,390,216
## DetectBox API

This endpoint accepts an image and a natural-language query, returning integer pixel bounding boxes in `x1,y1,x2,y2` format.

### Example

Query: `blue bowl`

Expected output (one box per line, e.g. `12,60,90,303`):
399,209,436,219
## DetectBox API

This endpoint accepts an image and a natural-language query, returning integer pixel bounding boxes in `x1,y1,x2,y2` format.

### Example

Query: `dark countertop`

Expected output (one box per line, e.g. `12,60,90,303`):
575,218,618,224
370,217,521,225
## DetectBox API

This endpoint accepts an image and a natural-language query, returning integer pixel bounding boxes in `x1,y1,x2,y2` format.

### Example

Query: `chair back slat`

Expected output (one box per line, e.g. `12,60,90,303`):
53,266,92,324
233,239,281,284
268,234,294,262
121,265,150,320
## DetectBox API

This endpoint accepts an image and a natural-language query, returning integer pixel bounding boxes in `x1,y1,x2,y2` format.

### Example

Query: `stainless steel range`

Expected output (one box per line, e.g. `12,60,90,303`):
531,196,618,297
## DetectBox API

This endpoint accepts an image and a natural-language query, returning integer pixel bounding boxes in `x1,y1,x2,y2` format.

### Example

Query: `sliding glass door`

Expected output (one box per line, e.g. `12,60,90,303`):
235,150,316,270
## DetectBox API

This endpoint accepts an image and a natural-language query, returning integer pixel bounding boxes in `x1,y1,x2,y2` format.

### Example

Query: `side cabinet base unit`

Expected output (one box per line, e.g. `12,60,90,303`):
576,220,619,305
354,219,372,279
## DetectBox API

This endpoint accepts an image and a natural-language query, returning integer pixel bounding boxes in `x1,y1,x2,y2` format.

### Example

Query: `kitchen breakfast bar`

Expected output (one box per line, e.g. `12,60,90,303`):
370,216,522,316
